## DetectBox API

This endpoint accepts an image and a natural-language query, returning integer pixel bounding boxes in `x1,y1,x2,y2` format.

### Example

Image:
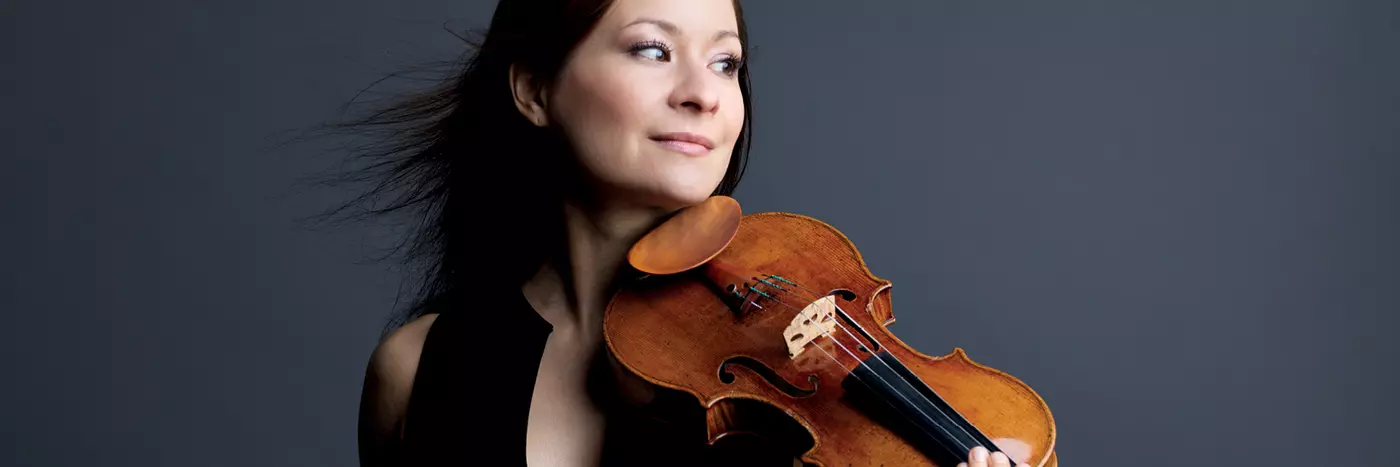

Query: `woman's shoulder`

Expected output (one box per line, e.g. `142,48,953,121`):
367,313,440,387
365,286,543,393
358,313,441,461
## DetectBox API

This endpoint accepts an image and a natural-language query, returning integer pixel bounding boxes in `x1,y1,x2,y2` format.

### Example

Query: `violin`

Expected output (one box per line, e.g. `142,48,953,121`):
604,196,1058,466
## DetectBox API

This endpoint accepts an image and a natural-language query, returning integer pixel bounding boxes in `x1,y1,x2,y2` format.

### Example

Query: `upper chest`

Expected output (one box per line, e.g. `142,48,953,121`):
524,327,657,467
525,329,606,467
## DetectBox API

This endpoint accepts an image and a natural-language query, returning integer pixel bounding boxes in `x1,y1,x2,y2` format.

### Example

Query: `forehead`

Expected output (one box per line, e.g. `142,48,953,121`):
596,0,740,39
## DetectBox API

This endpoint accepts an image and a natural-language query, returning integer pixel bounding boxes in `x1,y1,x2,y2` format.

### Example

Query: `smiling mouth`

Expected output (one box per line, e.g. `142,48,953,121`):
652,139,712,156
650,132,715,156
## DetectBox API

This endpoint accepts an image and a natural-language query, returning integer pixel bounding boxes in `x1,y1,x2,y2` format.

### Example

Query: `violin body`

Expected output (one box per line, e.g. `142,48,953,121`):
605,198,1057,466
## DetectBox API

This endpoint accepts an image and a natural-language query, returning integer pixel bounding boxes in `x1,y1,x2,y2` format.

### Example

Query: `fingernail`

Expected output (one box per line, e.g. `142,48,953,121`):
972,447,988,461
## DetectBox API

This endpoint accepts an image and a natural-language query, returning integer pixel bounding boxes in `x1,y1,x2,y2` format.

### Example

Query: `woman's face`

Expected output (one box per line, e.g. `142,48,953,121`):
526,0,745,211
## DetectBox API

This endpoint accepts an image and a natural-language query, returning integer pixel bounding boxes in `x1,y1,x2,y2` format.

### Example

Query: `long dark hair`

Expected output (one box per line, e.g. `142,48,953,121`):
319,0,752,333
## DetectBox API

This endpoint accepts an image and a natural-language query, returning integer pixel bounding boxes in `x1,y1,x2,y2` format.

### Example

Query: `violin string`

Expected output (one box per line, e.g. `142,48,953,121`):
737,307,968,458
767,278,989,453
749,278,976,456
755,290,974,457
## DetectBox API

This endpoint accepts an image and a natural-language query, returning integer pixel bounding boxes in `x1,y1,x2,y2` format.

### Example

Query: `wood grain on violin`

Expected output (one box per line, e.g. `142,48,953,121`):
607,196,1059,466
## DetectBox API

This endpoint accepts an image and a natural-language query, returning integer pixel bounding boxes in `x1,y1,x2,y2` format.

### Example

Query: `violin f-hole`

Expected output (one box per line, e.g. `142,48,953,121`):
718,356,818,399
826,288,881,354
827,288,858,302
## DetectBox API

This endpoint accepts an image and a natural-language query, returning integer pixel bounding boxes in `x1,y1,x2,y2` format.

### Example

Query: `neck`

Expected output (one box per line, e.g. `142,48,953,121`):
524,195,670,335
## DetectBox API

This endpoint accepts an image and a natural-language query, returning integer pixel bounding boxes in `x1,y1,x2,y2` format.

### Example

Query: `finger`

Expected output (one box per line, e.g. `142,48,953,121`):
990,451,1011,467
968,446,989,467
957,464,968,467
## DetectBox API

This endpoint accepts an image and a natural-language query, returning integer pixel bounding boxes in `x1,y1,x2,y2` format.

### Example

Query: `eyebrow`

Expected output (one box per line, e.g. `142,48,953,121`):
625,17,740,43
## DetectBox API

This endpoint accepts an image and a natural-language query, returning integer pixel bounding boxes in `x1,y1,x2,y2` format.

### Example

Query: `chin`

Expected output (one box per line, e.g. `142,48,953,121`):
648,191,712,213
637,180,722,213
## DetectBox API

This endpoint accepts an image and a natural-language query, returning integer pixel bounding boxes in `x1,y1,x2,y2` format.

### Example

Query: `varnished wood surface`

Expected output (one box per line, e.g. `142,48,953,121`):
629,195,742,275
606,207,1057,466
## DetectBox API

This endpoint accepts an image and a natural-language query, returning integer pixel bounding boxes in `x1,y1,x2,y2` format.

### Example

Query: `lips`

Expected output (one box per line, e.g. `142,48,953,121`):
650,132,715,156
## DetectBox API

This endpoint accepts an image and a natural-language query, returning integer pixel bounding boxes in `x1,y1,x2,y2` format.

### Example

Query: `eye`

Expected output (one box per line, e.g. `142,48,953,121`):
710,56,743,77
630,40,671,61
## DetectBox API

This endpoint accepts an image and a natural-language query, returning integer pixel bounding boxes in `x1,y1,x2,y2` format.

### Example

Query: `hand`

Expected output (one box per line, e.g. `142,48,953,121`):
958,446,1024,467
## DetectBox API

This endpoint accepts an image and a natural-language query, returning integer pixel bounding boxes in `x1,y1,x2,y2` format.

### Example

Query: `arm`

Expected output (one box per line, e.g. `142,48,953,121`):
357,315,437,467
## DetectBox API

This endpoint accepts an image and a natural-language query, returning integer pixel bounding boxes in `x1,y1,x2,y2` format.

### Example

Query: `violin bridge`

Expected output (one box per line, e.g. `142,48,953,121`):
783,295,839,359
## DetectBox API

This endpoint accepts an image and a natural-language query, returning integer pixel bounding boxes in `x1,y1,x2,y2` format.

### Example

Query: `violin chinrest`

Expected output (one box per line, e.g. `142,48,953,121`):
628,195,742,275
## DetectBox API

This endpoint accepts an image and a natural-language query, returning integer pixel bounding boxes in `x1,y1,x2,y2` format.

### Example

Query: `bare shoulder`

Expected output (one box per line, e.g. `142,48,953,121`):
367,313,439,386
358,313,439,465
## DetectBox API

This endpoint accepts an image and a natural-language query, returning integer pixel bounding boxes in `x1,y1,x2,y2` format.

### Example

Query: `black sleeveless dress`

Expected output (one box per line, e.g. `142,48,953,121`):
397,289,796,466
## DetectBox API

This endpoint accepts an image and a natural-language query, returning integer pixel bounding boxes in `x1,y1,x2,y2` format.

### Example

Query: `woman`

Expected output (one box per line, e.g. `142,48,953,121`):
348,0,1024,465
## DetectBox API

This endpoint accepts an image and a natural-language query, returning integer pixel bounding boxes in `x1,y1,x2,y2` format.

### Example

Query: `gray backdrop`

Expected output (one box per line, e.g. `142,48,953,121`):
5,0,1397,466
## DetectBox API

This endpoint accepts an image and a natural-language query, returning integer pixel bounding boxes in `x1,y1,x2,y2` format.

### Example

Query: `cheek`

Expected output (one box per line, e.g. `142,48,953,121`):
716,89,747,157
556,67,654,146
722,85,746,141
727,100,746,143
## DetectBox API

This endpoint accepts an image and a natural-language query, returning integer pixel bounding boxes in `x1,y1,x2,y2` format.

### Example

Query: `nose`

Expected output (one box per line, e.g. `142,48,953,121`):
668,61,721,115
